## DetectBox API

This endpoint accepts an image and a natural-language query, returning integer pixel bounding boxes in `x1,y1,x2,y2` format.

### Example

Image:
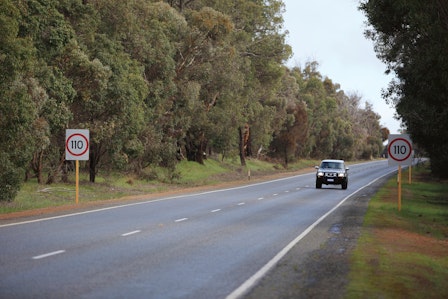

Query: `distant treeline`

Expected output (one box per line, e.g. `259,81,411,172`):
0,0,387,201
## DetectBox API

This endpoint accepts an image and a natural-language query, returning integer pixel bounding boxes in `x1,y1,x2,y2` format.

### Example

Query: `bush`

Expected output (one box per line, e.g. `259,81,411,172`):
0,154,24,201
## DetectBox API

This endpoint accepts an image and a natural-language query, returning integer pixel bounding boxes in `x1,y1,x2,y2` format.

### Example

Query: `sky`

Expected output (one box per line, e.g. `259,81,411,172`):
282,0,402,134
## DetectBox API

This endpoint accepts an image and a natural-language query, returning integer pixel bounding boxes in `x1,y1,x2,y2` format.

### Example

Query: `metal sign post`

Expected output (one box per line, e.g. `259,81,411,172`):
65,129,89,204
388,134,413,211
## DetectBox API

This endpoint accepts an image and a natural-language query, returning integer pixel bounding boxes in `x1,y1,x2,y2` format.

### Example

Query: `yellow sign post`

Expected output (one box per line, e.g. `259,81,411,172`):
397,165,402,211
388,134,413,211
66,129,89,204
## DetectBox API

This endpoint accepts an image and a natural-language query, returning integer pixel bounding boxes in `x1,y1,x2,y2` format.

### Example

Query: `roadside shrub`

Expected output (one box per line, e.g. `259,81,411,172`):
0,154,24,201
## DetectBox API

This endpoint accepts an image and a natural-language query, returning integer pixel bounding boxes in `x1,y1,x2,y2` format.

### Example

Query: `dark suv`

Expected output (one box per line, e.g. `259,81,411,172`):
315,159,349,189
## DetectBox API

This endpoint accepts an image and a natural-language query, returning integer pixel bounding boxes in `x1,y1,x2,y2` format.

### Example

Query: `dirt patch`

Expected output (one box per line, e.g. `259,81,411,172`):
374,228,448,258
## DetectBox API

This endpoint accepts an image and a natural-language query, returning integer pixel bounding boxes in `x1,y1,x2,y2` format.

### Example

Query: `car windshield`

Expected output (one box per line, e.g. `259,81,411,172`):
321,162,344,169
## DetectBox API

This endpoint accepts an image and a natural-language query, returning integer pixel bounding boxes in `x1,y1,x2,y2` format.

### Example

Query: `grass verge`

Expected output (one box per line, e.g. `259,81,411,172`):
0,158,319,215
345,163,448,298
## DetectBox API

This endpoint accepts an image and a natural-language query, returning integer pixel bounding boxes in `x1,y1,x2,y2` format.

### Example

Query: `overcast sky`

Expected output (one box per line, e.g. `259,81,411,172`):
282,0,402,134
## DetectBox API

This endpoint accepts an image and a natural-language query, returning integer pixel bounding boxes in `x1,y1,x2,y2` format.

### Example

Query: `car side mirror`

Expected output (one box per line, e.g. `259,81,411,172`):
315,166,319,169
346,167,349,171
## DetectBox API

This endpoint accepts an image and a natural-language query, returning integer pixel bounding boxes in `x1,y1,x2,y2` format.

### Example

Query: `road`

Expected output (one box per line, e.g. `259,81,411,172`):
0,160,397,299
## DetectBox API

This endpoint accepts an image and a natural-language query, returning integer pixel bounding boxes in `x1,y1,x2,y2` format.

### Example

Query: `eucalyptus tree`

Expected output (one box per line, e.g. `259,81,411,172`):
175,7,239,163
1,0,79,198
0,0,42,200
268,69,308,165
88,1,186,175
178,0,292,164
63,0,150,182
298,62,337,158
17,0,79,183
232,0,292,164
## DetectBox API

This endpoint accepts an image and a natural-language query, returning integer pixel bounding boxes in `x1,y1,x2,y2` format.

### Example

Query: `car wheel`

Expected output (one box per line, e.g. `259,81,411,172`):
316,180,322,189
342,181,348,190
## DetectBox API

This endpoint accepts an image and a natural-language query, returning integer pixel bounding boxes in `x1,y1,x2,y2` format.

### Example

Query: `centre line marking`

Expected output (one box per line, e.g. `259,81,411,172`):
211,209,221,213
175,218,188,223
33,250,65,260
121,230,141,237
237,202,245,206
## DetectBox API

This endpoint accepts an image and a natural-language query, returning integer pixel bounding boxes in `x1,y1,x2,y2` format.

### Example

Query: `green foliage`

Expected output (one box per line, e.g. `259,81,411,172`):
360,0,448,177
0,153,24,201
0,0,386,201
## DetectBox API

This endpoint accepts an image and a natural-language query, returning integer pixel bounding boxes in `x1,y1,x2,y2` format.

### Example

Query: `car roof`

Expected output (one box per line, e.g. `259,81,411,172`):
321,159,345,163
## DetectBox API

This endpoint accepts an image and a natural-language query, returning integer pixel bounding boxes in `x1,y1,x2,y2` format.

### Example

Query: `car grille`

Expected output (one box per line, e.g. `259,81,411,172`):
325,173,337,177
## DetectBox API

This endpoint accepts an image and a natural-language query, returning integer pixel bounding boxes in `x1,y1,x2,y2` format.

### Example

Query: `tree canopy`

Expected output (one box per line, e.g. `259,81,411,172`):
1,0,387,201
360,0,448,177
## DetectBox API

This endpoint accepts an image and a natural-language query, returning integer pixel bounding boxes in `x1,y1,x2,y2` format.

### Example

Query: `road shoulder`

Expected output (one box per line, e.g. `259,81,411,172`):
243,176,390,299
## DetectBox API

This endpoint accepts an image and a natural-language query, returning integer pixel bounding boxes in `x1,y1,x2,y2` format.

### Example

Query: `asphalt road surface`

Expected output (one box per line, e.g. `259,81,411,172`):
0,160,397,299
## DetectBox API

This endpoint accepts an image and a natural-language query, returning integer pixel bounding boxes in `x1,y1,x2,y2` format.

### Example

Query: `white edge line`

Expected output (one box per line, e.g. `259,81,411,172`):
175,218,188,223
0,170,320,228
225,168,397,299
32,250,65,260
121,230,141,237
0,161,395,229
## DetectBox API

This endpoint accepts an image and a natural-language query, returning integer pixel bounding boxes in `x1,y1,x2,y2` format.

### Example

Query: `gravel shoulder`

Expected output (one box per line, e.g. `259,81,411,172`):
243,175,390,299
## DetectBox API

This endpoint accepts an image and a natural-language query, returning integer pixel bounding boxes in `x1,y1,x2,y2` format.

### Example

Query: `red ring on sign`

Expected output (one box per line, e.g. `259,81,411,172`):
66,133,89,157
388,137,412,161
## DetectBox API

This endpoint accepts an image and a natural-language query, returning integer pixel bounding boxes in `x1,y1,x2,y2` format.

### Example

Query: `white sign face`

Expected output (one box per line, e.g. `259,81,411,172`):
66,129,89,161
388,134,413,166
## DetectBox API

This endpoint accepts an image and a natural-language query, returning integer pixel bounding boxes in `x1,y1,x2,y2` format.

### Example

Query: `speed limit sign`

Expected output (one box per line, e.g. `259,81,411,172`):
388,134,413,166
66,129,89,161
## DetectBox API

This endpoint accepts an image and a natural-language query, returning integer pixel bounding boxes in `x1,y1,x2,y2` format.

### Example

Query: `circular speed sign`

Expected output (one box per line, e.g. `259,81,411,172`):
388,136,412,163
65,129,89,160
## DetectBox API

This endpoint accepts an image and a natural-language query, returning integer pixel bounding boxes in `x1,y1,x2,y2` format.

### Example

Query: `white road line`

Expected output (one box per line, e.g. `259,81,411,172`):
237,202,245,206
258,197,264,200
273,193,278,196
32,250,65,260
0,169,321,228
121,230,141,237
211,209,221,213
226,168,399,299
3,163,391,229
284,190,289,193
175,218,188,223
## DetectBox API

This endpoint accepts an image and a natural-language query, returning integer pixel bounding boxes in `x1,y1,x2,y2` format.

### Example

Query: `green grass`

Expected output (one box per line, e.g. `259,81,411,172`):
0,157,315,214
345,164,448,298
176,159,229,184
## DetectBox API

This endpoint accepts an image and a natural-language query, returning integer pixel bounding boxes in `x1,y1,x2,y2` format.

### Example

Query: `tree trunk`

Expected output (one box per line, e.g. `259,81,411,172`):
89,150,96,183
29,151,44,184
184,132,206,164
239,126,246,166
243,123,252,157
46,152,65,184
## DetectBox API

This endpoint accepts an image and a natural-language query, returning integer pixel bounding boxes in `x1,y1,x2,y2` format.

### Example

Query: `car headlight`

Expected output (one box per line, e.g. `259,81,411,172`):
317,172,324,177
338,173,345,177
